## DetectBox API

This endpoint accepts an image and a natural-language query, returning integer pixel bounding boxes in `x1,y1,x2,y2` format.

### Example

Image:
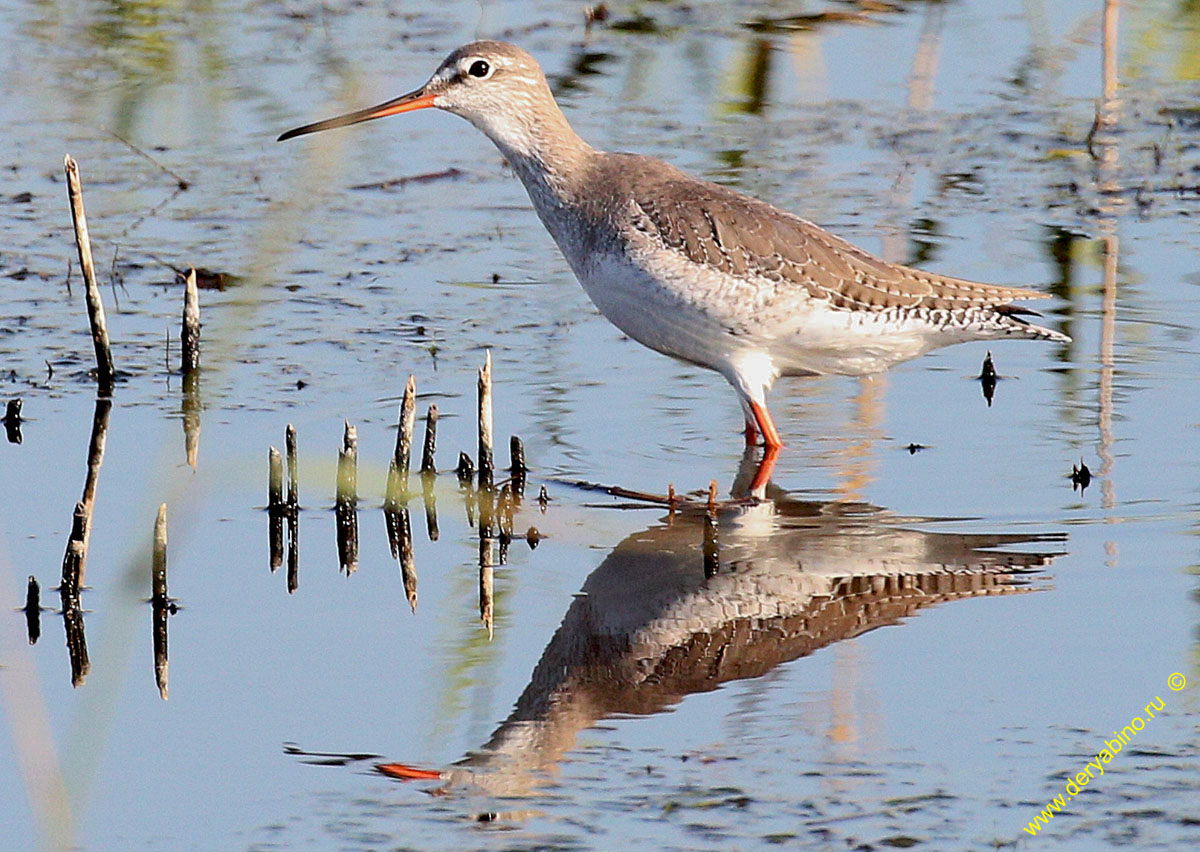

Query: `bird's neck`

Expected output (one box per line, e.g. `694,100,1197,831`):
473,89,596,213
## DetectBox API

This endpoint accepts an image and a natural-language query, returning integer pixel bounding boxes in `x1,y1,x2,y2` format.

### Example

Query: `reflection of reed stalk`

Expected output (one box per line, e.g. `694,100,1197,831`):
151,504,170,701
336,422,359,575
478,350,494,490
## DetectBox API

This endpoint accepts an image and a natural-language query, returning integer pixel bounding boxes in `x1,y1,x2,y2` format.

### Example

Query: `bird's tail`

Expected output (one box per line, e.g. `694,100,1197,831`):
995,306,1071,343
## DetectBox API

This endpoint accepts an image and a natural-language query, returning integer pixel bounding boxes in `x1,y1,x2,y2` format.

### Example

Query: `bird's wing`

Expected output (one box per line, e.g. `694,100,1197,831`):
620,160,1049,312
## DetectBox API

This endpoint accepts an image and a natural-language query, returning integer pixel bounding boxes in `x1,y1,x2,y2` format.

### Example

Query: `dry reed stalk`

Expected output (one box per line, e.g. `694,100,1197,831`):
64,155,115,393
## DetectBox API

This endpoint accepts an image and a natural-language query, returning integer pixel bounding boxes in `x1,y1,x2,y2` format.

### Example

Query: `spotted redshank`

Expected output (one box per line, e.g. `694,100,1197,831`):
279,41,1068,453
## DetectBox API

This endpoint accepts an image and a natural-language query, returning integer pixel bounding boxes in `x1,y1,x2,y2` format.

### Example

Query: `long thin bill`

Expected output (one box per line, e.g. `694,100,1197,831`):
277,87,437,142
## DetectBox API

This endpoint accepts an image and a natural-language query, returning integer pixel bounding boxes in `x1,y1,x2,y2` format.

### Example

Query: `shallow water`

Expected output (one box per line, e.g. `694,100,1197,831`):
2,1,1199,849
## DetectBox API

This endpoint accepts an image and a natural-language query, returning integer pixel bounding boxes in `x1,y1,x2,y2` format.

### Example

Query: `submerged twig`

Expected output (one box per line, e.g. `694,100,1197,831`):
106,129,191,190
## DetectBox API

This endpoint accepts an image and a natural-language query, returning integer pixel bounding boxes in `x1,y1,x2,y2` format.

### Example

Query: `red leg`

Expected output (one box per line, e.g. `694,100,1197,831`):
744,417,759,446
748,445,780,494
749,401,782,449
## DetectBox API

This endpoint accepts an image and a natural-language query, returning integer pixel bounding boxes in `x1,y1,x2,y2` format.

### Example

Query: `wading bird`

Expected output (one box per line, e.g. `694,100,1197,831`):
280,41,1067,463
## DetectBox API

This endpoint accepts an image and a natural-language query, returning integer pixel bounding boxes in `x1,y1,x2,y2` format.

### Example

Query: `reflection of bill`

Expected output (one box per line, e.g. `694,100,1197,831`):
381,468,1065,796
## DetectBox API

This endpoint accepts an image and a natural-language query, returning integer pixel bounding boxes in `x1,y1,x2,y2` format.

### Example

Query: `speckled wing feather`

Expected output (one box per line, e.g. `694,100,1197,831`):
616,154,1049,313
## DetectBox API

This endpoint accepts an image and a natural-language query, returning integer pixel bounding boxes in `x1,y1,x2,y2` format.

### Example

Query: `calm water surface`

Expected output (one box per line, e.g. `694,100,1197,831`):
1,1,1198,850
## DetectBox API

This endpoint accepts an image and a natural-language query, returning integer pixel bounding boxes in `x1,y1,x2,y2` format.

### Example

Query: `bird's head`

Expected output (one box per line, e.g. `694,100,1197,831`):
278,41,554,156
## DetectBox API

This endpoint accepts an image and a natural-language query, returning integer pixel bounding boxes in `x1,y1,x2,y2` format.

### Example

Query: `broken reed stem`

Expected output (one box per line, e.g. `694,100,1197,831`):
337,422,358,504
152,504,168,602
268,447,283,509
181,267,200,373
64,155,115,394
456,451,475,486
477,350,493,490
386,376,417,506
420,404,438,474
509,435,526,496
285,424,298,509
397,375,416,476
509,435,526,470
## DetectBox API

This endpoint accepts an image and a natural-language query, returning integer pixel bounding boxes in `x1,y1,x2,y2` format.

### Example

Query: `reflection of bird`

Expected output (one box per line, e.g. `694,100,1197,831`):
280,41,1068,450
372,482,1064,796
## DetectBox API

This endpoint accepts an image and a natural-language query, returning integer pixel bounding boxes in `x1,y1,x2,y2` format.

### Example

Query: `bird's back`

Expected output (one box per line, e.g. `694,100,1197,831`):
584,152,1064,331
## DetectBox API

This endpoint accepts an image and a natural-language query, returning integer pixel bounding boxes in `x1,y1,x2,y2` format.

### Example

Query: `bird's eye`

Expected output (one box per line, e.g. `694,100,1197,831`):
468,59,491,79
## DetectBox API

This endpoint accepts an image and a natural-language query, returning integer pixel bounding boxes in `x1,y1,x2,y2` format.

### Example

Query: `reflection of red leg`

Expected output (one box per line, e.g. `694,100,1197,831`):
377,762,443,781
749,445,780,494
744,418,759,446
749,401,782,449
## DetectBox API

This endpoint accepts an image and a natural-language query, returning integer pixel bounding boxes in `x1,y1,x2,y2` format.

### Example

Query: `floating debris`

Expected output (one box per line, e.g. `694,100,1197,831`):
64,155,115,395
24,576,40,645
3,398,22,444
538,484,550,511
1071,459,1092,493
525,526,542,549
348,167,464,192
585,3,609,32
906,443,928,454
978,350,997,406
